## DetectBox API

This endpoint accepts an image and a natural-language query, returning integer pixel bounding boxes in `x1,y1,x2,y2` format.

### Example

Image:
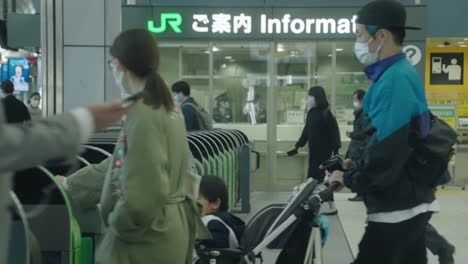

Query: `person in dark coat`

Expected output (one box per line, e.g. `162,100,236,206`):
291,86,341,214
171,81,202,131
346,89,367,202
1,80,31,124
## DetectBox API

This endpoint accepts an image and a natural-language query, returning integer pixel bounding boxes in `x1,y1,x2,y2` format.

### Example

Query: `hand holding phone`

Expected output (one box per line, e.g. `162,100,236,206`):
124,91,145,103
287,148,298,156
122,91,145,108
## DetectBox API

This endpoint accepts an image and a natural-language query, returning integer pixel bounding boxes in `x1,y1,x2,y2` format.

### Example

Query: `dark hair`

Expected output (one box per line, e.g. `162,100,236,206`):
28,92,41,104
308,86,329,109
353,89,366,101
110,29,174,111
30,92,40,99
367,25,405,46
171,81,191,96
199,176,229,212
1,80,14,94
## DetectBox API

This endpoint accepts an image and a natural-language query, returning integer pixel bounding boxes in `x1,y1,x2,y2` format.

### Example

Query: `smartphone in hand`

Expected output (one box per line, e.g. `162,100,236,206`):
287,149,298,156
124,91,145,102
122,91,145,107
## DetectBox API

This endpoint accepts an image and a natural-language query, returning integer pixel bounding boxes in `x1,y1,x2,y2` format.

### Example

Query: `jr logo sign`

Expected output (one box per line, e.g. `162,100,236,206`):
147,13,183,33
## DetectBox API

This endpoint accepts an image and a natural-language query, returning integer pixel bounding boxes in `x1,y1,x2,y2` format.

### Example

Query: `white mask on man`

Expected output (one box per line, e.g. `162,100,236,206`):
308,96,316,110
354,37,384,65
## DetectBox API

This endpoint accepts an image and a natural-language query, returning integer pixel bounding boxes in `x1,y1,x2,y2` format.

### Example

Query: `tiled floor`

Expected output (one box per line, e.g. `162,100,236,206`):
244,189,468,263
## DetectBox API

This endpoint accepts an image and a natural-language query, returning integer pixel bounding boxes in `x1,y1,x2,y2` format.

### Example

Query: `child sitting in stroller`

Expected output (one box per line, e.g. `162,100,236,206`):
197,176,246,250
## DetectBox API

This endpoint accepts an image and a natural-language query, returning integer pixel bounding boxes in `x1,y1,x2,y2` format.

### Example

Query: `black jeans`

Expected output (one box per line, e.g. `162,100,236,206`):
353,212,431,264
426,223,454,256
308,160,334,202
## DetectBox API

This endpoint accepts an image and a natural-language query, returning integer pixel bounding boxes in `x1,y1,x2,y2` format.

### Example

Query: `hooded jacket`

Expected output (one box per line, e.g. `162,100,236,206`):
344,52,435,214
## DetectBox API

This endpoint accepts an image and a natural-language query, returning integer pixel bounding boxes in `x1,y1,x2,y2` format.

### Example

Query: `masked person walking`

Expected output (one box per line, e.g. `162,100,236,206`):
27,92,43,120
291,86,341,214
96,29,206,264
328,1,450,263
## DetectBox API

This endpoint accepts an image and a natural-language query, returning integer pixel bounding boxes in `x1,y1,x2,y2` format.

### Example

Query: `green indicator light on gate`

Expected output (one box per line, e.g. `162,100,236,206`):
147,13,183,34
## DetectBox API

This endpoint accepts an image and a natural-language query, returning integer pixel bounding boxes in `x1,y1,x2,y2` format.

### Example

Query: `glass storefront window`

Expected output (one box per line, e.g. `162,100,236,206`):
159,47,181,86
313,42,333,106
157,41,372,142
335,41,372,140
276,42,333,127
276,42,309,126
183,78,210,110
160,44,211,111
181,46,209,76
212,43,269,124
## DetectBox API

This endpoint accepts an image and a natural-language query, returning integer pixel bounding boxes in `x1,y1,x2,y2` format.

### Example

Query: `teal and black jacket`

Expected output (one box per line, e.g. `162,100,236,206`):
344,52,435,214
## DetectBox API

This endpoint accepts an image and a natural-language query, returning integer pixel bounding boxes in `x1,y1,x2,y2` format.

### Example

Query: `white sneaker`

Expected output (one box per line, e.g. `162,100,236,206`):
320,202,338,215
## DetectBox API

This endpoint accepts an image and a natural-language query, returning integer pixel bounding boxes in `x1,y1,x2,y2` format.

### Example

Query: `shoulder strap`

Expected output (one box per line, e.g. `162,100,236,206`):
184,102,200,111
202,215,240,248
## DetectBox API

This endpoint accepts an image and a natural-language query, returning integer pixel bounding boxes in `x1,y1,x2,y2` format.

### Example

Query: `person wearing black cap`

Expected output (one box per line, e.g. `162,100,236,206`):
213,93,233,123
328,1,453,264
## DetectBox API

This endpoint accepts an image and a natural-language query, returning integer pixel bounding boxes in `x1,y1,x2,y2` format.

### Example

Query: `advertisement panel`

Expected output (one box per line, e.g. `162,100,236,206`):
8,58,30,92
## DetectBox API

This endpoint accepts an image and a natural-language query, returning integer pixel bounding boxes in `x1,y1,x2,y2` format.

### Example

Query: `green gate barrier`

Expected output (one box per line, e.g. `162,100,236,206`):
37,166,90,264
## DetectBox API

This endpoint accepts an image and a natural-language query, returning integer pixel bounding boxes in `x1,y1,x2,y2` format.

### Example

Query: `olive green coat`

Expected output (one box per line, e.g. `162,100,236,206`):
95,103,207,264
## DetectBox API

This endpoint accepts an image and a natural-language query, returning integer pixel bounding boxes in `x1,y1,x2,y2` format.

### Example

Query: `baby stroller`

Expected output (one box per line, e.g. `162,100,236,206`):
195,179,341,264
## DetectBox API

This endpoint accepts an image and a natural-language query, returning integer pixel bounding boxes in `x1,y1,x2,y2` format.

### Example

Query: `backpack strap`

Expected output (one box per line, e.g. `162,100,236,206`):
184,102,201,112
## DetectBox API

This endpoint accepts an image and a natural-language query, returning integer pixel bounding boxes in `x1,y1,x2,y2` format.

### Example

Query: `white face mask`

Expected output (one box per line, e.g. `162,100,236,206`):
30,99,40,108
308,96,316,109
353,101,360,109
354,37,384,65
111,62,131,98
173,94,184,104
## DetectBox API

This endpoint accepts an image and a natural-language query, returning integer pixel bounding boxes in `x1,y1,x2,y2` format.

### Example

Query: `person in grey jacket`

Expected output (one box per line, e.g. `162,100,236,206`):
0,99,135,264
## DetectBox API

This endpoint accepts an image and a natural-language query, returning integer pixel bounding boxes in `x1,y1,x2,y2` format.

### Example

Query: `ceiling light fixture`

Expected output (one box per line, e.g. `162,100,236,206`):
225,56,233,60
336,48,344,51
277,44,285,52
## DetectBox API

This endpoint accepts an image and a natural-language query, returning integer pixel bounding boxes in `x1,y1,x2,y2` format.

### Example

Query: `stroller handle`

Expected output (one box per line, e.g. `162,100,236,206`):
307,182,342,208
208,248,244,258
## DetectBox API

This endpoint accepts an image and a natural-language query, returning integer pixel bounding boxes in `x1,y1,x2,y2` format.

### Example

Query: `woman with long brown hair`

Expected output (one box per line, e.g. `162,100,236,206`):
95,29,206,264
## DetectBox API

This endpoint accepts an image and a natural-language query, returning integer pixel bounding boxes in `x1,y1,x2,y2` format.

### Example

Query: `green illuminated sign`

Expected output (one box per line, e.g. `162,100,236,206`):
125,6,425,41
147,13,183,34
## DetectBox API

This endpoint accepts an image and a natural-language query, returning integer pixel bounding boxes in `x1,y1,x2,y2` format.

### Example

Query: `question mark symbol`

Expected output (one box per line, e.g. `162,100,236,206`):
406,48,416,59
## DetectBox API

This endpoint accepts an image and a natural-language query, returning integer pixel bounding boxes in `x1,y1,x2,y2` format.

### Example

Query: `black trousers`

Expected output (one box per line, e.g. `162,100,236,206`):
426,223,454,256
308,158,334,202
353,212,431,264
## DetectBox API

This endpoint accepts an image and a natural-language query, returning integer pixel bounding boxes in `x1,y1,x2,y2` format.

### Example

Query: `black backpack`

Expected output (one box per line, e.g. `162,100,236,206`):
409,112,458,187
